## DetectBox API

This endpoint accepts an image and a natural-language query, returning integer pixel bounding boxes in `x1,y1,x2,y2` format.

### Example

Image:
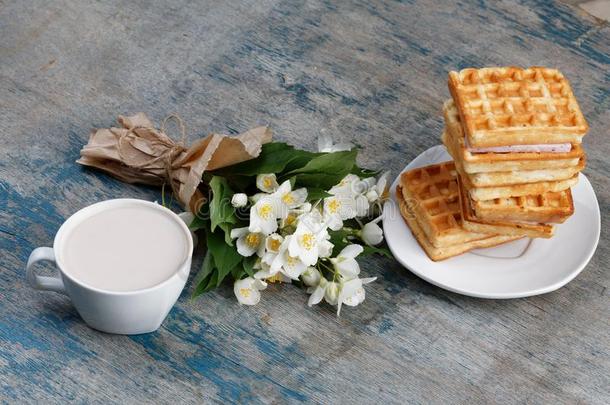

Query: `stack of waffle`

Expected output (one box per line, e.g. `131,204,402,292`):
397,66,588,261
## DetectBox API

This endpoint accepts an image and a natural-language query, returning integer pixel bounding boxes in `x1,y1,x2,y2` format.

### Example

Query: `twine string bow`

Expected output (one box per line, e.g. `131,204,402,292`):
116,114,188,199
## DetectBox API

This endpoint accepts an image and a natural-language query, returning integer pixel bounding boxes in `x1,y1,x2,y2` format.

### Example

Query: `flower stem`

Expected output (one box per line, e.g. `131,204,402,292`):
342,227,360,236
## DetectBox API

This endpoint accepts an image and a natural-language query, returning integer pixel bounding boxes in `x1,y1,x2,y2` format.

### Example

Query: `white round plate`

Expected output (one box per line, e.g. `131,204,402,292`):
383,145,600,299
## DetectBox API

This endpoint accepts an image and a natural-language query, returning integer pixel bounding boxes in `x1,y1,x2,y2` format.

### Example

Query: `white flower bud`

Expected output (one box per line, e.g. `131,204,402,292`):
324,281,340,305
365,189,379,203
301,267,321,287
231,193,248,208
361,222,384,246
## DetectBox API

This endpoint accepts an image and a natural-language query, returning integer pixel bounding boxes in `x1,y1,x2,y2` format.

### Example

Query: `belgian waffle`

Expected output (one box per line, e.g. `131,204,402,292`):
396,184,522,261
443,130,585,186
456,175,555,238
398,162,491,247
451,153,579,201
443,100,584,173
470,186,574,223
448,67,588,147
464,173,577,201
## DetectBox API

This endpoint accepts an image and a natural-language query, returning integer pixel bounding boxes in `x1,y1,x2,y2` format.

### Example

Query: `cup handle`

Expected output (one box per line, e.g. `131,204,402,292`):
26,247,66,294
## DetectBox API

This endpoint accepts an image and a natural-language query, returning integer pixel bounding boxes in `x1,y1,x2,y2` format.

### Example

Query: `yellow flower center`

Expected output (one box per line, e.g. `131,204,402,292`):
284,213,297,226
266,274,284,283
239,288,251,298
328,198,341,214
282,192,295,204
286,255,297,268
269,239,281,251
299,233,315,250
263,178,273,189
246,233,261,247
258,203,273,219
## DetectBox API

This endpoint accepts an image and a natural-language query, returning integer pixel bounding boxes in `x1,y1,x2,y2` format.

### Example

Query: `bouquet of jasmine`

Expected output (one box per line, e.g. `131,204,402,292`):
189,135,390,315
78,114,389,315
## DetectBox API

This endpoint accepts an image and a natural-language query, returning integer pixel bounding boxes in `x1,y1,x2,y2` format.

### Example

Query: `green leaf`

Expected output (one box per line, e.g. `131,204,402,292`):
224,175,254,193
294,173,347,190
328,229,351,256
207,271,219,292
285,148,357,176
285,149,358,190
219,222,235,246
351,165,379,178
304,187,332,201
192,278,211,298
241,255,257,278
212,143,305,176
192,250,216,298
362,244,393,258
191,235,242,297
209,176,237,233
282,150,320,173
207,228,242,287
189,214,209,232
199,250,215,280
231,264,246,280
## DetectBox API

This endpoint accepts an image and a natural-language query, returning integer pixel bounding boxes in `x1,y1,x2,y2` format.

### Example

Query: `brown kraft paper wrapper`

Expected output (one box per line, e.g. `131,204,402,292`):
77,113,272,212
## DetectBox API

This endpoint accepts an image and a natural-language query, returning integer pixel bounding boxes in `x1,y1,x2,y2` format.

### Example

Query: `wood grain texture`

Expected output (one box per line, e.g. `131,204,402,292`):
1,0,608,403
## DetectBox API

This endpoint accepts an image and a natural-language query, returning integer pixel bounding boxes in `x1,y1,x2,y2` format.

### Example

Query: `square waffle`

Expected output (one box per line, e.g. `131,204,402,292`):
451,151,579,201
464,173,577,201
456,175,555,238
448,67,588,147
396,184,522,261
398,162,490,247
443,130,585,187
470,186,574,224
443,99,584,173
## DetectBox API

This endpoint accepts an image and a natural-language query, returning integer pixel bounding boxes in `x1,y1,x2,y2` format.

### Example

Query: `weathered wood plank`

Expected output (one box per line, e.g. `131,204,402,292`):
1,0,608,403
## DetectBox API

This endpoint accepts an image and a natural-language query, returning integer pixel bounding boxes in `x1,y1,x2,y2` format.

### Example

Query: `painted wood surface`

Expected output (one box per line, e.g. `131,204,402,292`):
1,0,608,403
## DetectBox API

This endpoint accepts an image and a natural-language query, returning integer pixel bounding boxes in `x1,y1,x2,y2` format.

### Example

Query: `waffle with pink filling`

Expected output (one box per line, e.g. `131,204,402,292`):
443,129,585,187
443,100,584,174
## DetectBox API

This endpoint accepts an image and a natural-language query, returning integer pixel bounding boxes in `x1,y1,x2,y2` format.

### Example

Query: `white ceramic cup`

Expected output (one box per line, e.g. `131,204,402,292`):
25,199,194,335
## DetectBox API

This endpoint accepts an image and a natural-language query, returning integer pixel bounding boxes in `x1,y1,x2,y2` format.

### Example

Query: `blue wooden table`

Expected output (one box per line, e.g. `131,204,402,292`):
1,0,608,403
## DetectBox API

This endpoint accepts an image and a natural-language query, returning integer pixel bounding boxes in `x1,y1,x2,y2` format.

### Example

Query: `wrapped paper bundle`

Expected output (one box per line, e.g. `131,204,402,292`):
77,113,272,212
